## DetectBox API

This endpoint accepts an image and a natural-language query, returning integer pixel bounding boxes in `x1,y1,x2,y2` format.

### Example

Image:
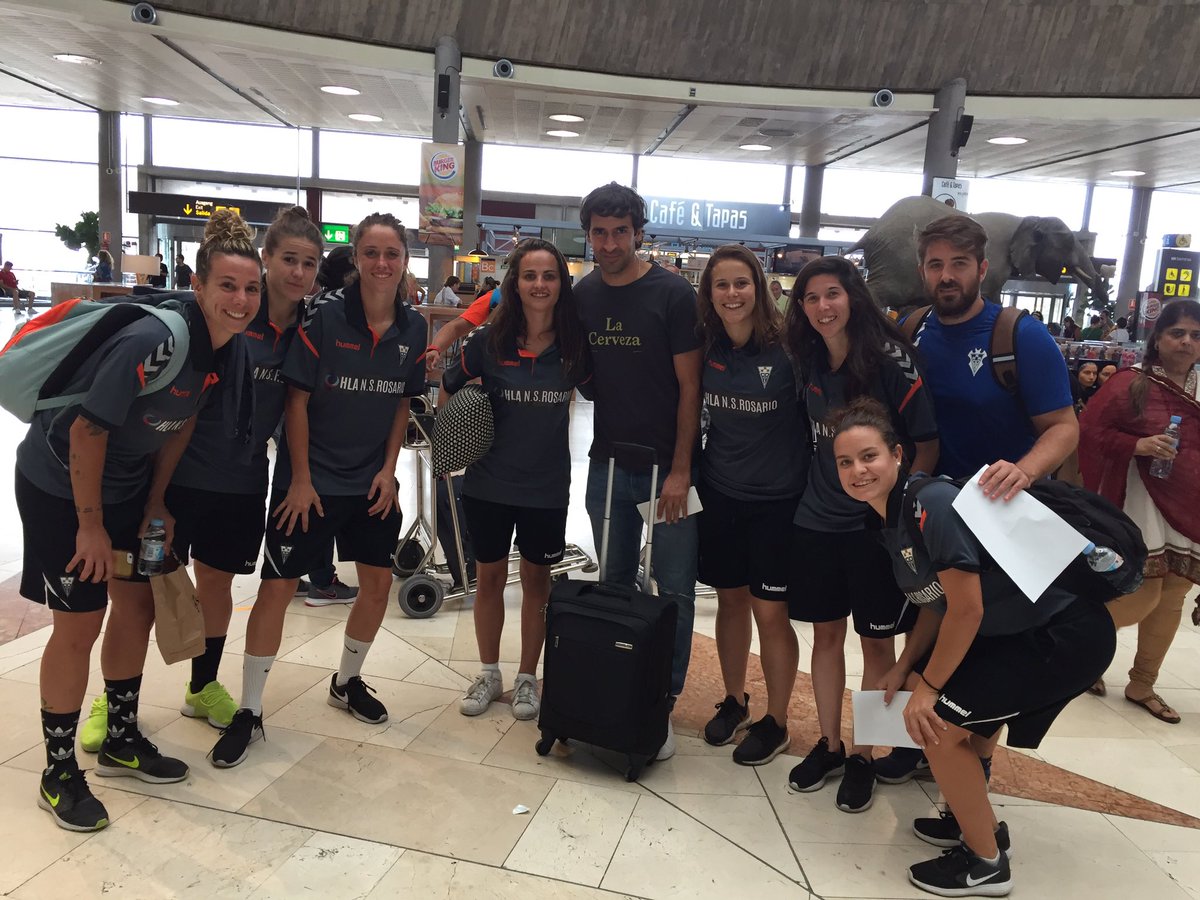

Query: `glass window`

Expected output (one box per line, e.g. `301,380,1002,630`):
1141,189,1200,291
815,168,923,218
482,145,632,197
121,113,145,167
319,131,424,184
637,156,785,204
0,159,98,231
157,179,302,204
152,117,312,178
0,105,97,163
321,192,419,230
1087,186,1132,293
965,178,1087,229
0,231,95,295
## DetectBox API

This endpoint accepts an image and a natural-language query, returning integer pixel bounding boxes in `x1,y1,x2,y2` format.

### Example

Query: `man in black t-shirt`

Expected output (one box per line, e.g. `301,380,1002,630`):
574,183,703,761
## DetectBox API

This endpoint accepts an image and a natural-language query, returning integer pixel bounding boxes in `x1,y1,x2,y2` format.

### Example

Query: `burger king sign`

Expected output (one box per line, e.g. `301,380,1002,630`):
420,142,465,246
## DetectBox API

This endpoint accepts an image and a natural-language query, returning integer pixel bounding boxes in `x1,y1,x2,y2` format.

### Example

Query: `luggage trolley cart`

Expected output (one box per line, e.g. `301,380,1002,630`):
392,396,596,618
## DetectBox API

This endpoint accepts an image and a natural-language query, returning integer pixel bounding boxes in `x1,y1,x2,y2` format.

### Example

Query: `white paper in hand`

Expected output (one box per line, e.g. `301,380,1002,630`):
636,486,703,524
950,466,1091,602
852,690,919,750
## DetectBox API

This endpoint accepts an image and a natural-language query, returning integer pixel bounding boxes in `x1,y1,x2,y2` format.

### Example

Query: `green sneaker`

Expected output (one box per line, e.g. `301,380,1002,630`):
79,695,108,753
38,767,109,832
181,680,238,728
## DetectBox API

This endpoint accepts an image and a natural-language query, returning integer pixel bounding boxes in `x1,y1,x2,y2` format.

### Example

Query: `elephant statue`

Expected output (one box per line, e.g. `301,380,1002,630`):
850,196,1106,314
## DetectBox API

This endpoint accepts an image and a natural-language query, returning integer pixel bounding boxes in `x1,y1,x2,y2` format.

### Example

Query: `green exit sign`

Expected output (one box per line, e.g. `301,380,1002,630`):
322,222,351,245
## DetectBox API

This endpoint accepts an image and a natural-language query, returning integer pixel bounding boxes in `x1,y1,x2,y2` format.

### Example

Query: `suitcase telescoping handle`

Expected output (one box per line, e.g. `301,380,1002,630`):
599,443,658,592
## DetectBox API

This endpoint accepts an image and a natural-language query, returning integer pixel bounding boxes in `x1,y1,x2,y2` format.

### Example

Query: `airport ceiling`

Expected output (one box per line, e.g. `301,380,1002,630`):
2,0,1199,194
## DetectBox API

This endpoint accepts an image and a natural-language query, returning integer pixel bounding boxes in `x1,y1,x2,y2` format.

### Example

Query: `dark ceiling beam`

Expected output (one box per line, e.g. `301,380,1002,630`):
823,118,930,166
992,126,1200,179
154,35,294,127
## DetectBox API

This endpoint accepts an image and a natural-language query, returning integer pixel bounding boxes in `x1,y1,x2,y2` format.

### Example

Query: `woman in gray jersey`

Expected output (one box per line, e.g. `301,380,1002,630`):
694,245,808,767
443,238,591,722
782,256,939,814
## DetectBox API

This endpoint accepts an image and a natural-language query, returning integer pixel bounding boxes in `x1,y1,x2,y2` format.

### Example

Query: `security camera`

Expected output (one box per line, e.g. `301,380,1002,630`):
131,2,158,24
492,59,515,79
872,88,895,109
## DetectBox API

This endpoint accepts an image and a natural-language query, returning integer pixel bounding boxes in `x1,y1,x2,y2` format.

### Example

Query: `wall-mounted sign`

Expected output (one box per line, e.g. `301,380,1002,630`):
1156,247,1199,298
642,196,790,238
321,223,351,245
128,191,287,226
931,176,970,210
419,142,465,246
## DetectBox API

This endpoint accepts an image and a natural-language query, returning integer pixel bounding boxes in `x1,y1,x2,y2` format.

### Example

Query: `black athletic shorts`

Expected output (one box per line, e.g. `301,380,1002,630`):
261,490,403,580
787,526,916,637
915,597,1116,748
16,469,148,613
166,484,267,575
461,494,567,565
697,483,797,601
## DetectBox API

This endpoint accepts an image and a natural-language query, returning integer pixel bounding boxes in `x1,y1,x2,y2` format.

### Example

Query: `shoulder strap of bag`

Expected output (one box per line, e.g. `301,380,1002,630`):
899,305,933,345
990,306,1027,395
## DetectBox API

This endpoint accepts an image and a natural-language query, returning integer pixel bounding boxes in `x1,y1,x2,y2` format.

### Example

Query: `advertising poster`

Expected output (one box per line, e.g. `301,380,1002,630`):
419,143,464,246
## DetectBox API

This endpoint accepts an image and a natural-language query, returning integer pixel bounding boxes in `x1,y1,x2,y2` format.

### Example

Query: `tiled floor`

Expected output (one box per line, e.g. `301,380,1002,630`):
0,307,1198,898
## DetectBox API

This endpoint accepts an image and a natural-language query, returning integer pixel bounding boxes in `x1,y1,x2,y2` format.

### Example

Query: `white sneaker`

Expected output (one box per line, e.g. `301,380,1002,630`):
656,716,676,761
511,674,540,721
459,670,503,716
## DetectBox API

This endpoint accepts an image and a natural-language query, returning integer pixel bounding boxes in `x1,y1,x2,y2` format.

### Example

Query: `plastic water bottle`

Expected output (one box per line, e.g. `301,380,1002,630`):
137,519,166,576
1083,541,1123,573
1149,416,1183,480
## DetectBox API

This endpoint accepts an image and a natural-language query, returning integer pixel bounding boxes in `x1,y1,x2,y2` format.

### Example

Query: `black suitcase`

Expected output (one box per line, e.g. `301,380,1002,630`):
535,445,677,782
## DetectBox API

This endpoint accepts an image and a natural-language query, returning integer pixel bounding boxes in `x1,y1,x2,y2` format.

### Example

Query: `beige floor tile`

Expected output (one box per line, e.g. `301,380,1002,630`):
757,754,933,846
404,698,516,763
367,849,638,899
792,842,935,899
403,657,472,691
267,676,457,751
129,654,332,719
1037,735,1200,818
9,797,313,899
242,738,555,866
0,676,47,764
602,794,807,898
1106,813,1200,853
379,605,459,641
482,719,649,795
1147,851,1200,900
505,779,637,886
247,831,403,900
0,766,148,895
278,622,428,682
634,751,766,797
1172,743,1200,771
225,612,340,658
0,626,51,676
660,792,803,880
284,595,356,622
398,634,455,659
446,657,545,682
1044,692,1151,739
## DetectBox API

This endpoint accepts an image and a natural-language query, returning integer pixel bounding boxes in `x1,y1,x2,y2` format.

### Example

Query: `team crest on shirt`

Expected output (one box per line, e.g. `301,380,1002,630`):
280,545,293,564
397,344,410,365
758,366,772,388
967,347,987,376
900,546,916,572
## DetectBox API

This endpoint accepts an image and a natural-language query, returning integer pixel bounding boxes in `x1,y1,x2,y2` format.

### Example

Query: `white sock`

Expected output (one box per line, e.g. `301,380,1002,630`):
980,851,1001,865
241,654,274,716
482,662,501,676
515,671,536,682
336,637,372,687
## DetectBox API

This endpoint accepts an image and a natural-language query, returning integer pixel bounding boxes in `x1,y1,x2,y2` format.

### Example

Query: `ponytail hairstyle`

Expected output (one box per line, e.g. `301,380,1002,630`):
829,396,901,453
196,208,260,283
264,205,324,258
490,238,588,382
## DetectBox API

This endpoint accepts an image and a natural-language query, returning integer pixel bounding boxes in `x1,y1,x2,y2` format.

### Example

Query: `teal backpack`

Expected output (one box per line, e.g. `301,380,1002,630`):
0,297,191,422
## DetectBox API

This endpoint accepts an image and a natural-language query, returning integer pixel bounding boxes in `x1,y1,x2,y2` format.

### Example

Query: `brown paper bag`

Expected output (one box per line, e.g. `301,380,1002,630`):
151,566,205,665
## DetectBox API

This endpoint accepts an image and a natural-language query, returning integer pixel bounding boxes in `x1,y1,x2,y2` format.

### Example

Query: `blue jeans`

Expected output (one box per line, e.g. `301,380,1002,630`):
585,460,698,697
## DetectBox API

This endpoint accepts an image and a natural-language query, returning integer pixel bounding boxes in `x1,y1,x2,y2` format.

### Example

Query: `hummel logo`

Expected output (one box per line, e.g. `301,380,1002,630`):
760,584,787,593
940,696,970,717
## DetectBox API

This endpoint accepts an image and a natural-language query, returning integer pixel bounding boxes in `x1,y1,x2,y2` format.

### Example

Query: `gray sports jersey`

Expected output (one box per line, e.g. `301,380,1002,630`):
443,324,591,509
277,284,427,496
701,336,807,501
17,300,220,504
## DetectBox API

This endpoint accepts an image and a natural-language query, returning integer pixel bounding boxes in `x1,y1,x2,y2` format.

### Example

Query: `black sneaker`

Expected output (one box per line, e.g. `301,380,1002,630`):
38,767,110,832
703,693,751,746
836,753,876,813
908,843,1013,897
294,579,311,596
915,812,1013,859
328,674,388,724
210,708,265,769
787,736,846,792
96,734,189,784
874,746,929,784
732,715,790,766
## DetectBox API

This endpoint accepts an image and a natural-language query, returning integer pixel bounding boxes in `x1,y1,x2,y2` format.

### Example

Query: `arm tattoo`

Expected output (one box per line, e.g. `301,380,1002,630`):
75,505,99,514
84,421,105,436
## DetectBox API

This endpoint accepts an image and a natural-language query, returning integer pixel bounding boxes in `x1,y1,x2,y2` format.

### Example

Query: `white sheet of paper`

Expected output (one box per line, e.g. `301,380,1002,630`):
950,466,1091,602
852,690,919,750
636,486,703,525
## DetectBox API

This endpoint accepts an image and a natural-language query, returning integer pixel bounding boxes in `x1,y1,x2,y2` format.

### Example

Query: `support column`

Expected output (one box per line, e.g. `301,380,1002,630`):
799,164,823,238
429,36,462,288
922,78,967,196
1116,186,1152,311
139,114,153,255
98,110,123,274
631,154,639,191
460,138,483,254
